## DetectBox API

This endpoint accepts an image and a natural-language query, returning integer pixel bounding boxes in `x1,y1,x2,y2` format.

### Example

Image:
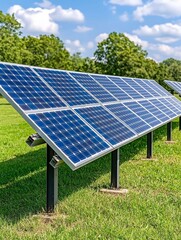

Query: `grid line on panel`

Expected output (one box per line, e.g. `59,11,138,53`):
90,74,132,101
68,72,117,103
76,106,136,147
108,76,143,99
0,63,66,111
121,77,153,98
33,68,98,106
29,110,111,165
138,100,169,123
133,78,161,97
106,103,151,134
149,80,171,96
165,80,181,95
123,101,161,128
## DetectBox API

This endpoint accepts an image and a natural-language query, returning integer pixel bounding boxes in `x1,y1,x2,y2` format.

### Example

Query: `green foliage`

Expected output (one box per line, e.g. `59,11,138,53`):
22,35,71,69
162,58,181,82
94,32,148,77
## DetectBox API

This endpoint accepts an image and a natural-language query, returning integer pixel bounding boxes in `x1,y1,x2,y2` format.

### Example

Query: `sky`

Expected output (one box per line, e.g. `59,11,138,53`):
1,0,181,62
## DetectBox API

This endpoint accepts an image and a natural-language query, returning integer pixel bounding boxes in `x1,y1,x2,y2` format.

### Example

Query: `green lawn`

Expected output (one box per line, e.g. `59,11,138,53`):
0,96,180,240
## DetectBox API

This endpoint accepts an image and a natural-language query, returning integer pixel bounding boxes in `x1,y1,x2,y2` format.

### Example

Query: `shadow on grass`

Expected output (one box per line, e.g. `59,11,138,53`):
0,121,178,223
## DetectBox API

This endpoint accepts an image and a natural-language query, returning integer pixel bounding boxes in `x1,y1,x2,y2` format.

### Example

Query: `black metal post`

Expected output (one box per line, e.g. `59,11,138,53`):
179,117,181,131
111,149,120,189
167,122,172,141
170,89,174,95
147,132,153,159
46,144,58,213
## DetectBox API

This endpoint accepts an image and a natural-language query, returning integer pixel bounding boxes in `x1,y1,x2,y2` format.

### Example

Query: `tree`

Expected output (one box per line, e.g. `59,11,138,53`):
94,32,148,77
162,58,181,82
0,11,29,63
22,35,71,69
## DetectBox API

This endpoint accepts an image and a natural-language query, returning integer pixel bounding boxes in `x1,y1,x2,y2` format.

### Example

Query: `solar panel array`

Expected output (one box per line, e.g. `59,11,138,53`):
0,62,181,170
164,80,181,96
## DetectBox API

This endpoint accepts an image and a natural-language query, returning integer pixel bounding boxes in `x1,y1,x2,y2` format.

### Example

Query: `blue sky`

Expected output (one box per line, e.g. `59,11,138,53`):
1,0,181,61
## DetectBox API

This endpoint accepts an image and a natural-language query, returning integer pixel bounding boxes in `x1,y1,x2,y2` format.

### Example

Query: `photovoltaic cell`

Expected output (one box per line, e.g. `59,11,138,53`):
90,74,132,100
0,63,66,110
149,99,176,118
165,80,181,95
161,98,181,115
76,106,135,146
109,76,143,99
124,101,161,127
34,68,98,106
138,100,169,122
70,72,116,103
106,103,151,134
121,78,153,98
149,80,171,96
29,110,111,164
133,78,160,97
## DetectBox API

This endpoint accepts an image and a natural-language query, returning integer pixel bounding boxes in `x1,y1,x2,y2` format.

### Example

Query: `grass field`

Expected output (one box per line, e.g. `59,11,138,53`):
0,96,180,240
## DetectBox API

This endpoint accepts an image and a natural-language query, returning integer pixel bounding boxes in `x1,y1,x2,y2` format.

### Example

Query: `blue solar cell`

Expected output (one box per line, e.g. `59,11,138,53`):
109,76,143,99
34,69,98,106
121,78,153,98
139,100,169,122
171,97,181,112
149,80,171,96
133,78,160,97
0,63,66,110
90,75,132,100
161,98,181,115
76,106,135,146
29,110,110,164
124,101,161,127
106,103,151,134
165,80,181,95
149,99,176,118
70,72,116,103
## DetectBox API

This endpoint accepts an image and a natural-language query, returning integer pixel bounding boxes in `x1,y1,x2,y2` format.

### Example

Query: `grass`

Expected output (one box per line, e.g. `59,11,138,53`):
0,96,180,240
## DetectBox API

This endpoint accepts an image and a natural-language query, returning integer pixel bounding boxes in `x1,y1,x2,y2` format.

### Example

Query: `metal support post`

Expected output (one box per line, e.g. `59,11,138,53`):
46,144,58,213
179,117,181,131
147,132,153,159
170,89,174,95
111,149,120,189
167,122,172,141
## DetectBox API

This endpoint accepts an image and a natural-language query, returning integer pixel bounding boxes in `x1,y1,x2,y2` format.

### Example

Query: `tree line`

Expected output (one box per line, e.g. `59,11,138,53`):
0,11,181,87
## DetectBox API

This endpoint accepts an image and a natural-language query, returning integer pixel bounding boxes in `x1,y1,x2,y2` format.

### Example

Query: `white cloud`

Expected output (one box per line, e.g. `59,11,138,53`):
109,0,142,6
124,33,149,48
8,3,84,35
52,6,84,22
125,32,181,61
95,33,109,43
35,0,54,9
8,5,59,35
155,37,179,44
87,41,94,49
65,39,85,53
74,26,93,33
134,23,181,38
119,12,129,22
134,0,181,21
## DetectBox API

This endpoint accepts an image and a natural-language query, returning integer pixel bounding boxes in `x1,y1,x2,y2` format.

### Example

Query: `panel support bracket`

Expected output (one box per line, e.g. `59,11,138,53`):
46,144,59,213
100,149,128,195
165,121,175,144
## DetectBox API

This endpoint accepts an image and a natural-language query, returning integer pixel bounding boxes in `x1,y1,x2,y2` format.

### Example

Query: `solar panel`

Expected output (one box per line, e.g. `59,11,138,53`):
90,74,132,100
75,106,136,147
1,62,181,170
165,80,181,96
123,101,161,127
0,63,66,110
34,68,98,106
106,103,151,134
29,110,111,167
69,72,116,103
109,76,143,99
